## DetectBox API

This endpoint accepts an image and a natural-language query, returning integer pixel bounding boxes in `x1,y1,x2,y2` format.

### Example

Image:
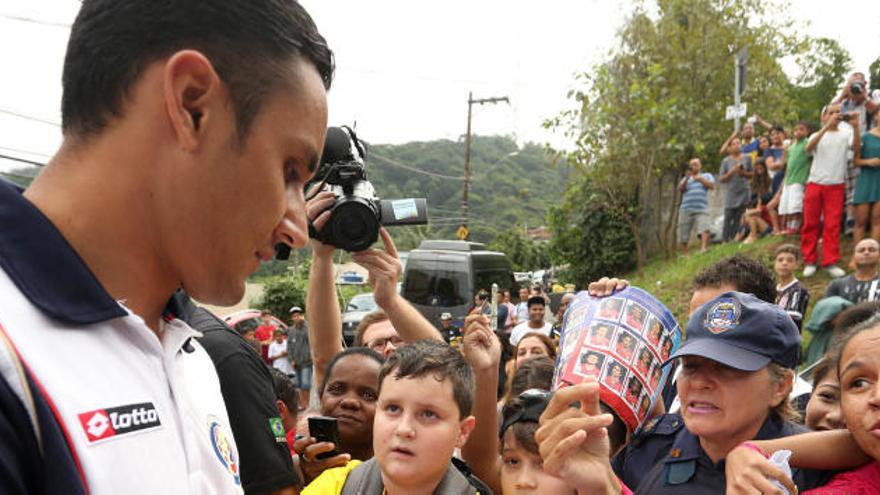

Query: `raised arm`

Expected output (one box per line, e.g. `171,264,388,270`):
352,228,441,343
536,381,622,495
725,429,869,494
719,130,738,155
306,191,345,388
460,312,502,495
807,124,830,153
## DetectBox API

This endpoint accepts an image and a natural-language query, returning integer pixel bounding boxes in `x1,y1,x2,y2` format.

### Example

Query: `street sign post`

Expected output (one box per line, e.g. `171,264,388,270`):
725,103,747,121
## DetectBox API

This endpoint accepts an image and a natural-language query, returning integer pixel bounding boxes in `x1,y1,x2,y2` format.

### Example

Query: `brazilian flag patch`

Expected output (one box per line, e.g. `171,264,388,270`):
269,417,286,443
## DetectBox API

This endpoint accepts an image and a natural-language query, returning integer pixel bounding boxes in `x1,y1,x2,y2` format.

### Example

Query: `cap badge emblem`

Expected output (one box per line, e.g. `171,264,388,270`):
704,298,740,334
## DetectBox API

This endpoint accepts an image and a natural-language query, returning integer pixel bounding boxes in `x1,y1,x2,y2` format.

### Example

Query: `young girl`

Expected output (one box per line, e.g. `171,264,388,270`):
725,315,880,493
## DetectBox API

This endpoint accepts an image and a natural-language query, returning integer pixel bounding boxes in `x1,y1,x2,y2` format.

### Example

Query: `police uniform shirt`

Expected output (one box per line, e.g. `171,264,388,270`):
0,180,243,493
612,413,834,494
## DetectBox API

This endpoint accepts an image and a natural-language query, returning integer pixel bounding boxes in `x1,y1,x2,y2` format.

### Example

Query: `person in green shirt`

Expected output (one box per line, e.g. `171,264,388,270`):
778,121,813,234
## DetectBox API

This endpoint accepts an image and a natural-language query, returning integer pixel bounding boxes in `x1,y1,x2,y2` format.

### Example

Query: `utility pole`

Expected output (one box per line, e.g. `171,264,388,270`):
462,92,509,239
734,47,748,132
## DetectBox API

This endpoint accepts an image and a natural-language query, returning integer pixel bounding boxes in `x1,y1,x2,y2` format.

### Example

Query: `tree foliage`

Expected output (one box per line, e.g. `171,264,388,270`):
486,228,551,272
364,135,569,250
546,0,853,273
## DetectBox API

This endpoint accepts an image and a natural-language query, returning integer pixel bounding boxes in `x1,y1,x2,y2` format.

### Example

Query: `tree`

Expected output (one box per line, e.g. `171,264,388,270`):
788,37,852,123
546,0,844,271
487,228,552,272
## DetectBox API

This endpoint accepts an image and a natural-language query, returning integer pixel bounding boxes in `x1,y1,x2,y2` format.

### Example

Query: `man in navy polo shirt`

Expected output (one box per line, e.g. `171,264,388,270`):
0,1,333,493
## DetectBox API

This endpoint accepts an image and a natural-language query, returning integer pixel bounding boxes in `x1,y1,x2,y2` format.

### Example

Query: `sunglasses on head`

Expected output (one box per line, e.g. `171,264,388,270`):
500,388,552,437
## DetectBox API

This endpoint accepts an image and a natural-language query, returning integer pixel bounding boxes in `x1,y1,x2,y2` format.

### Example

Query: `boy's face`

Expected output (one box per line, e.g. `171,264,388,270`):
774,252,798,277
793,124,808,140
528,304,545,324
501,431,573,495
273,331,284,343
373,374,475,490
770,129,784,145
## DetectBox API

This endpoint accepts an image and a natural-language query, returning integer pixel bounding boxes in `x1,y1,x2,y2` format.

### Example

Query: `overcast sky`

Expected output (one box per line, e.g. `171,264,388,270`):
1,1,878,173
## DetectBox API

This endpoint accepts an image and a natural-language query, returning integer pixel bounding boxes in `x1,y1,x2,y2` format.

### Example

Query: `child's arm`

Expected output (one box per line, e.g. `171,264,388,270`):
725,429,870,493
459,314,502,495
355,228,443,343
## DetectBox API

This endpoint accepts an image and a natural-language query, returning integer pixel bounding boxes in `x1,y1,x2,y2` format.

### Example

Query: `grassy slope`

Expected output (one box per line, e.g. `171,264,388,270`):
625,236,853,351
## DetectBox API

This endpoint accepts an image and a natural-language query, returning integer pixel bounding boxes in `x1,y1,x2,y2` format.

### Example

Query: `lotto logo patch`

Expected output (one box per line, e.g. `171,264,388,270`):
78,402,161,443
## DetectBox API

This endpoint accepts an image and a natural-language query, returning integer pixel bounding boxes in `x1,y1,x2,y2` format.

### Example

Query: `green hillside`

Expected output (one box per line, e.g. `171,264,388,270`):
365,135,569,250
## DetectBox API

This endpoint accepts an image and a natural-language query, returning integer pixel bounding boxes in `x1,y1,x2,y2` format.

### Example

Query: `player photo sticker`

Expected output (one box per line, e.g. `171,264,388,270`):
596,297,624,321
634,344,655,379
601,358,627,393
612,329,638,364
577,350,606,378
624,375,645,407
588,321,616,348
623,300,648,332
644,316,664,348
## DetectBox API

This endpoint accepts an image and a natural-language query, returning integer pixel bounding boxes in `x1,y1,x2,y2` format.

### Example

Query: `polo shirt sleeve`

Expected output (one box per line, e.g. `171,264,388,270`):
214,351,300,493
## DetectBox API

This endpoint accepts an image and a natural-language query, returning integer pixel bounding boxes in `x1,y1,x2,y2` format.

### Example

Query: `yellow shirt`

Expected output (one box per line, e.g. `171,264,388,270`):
302,460,363,495
302,459,481,495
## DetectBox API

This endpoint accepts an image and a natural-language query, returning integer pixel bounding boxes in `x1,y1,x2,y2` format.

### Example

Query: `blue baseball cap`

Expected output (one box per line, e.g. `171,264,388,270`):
664,291,801,371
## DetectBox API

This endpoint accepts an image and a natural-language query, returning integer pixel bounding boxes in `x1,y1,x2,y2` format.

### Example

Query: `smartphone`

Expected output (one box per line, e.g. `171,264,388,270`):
308,416,342,460
490,283,499,332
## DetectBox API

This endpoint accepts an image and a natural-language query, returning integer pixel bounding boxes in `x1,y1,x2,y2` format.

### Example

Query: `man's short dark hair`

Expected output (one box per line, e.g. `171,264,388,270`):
378,340,474,419
693,254,776,303
62,0,334,140
526,296,546,308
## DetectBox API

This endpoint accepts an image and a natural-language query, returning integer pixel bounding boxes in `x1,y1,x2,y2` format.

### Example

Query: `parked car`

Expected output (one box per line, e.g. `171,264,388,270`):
222,309,288,335
401,240,515,327
342,292,377,345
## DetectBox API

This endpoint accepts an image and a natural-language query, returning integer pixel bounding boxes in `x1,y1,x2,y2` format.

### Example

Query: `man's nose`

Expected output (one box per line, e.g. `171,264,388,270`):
273,187,309,250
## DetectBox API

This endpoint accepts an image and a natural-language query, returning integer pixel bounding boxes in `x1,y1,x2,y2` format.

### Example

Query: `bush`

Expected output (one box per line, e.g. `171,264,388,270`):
548,186,636,284
254,257,373,317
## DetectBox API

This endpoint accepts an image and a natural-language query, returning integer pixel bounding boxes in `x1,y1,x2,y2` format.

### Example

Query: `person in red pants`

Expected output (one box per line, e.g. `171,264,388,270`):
802,104,861,278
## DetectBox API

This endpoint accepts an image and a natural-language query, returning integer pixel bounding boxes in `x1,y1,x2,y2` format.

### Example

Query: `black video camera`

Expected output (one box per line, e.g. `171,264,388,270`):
301,126,428,252
851,81,865,95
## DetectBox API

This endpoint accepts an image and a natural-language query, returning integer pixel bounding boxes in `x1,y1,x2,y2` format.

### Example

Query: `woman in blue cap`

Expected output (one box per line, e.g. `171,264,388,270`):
535,292,830,494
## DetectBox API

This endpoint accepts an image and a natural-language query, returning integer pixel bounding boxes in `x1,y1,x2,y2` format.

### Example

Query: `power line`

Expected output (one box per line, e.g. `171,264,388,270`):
0,108,61,127
368,152,465,181
0,13,71,28
0,153,46,167
0,145,53,159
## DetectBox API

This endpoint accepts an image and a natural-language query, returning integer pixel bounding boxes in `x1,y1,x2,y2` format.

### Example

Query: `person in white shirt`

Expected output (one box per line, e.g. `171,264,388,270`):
269,329,295,376
801,104,861,278
509,296,554,345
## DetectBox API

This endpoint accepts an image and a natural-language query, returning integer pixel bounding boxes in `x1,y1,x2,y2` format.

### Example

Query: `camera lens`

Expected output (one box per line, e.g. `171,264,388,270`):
330,198,380,251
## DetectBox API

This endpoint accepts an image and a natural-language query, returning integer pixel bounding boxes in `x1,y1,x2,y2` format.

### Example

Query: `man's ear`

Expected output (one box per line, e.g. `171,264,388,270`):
163,50,222,152
275,399,288,421
456,415,477,449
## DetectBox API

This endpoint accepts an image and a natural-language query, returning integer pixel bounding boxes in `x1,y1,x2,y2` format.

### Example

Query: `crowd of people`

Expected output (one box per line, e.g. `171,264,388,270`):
4,1,880,494
678,77,880,280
